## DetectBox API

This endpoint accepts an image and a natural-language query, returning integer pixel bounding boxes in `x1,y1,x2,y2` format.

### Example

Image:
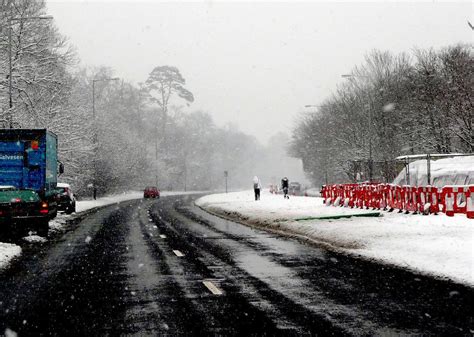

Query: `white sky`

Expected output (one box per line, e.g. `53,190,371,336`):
46,0,473,144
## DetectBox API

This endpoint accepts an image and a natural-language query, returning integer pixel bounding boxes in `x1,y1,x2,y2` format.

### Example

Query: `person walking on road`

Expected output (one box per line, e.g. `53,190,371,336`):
281,177,289,199
253,176,262,201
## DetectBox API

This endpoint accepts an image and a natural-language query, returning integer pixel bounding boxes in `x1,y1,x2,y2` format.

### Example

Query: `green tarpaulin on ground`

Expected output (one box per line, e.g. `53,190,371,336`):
295,212,381,221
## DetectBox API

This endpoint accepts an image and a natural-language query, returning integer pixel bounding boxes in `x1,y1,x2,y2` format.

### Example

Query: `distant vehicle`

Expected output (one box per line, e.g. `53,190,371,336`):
289,182,301,191
0,129,63,236
144,186,160,198
57,182,76,214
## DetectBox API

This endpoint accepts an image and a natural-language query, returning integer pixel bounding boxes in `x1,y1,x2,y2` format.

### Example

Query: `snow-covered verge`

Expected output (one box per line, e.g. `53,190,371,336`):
0,243,22,270
195,190,474,287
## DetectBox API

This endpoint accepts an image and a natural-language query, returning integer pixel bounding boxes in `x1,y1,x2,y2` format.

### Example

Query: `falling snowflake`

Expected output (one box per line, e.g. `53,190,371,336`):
382,103,395,112
5,328,18,337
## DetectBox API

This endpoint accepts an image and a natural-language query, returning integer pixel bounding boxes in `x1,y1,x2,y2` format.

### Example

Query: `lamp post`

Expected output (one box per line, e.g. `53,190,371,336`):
224,171,228,193
304,104,328,185
8,15,53,128
342,74,373,182
92,77,119,199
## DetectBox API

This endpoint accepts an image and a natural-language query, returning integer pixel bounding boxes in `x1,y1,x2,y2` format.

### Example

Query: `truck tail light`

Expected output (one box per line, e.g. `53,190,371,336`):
31,140,39,150
11,198,21,203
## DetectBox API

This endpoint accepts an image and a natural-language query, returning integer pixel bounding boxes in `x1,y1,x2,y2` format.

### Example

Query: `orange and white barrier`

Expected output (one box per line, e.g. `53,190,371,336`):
467,186,474,219
320,183,474,219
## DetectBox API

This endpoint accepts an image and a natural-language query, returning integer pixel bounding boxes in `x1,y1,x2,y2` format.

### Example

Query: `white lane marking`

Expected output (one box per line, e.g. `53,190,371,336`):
172,250,184,257
203,281,223,295
159,234,167,239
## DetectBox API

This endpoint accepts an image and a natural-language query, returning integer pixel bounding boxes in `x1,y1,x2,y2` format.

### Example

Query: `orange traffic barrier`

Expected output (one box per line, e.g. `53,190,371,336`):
442,186,456,216
440,186,469,216
320,183,473,219
467,186,474,219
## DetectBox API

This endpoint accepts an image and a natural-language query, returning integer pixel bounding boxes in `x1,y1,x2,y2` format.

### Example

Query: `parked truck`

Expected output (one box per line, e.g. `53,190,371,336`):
0,129,63,236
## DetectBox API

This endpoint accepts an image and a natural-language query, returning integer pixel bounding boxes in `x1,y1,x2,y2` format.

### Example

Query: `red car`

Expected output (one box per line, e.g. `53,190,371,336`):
144,186,160,199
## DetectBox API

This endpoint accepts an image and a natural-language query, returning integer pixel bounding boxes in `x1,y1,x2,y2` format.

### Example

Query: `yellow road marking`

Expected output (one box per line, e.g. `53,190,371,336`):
203,281,223,295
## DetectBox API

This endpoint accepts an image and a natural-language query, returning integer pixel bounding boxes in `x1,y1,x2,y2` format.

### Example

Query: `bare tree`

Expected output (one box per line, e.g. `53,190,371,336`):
291,45,473,186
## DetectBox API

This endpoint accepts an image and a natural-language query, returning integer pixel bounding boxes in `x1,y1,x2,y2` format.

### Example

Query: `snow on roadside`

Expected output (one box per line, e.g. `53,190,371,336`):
23,234,47,244
49,216,68,233
196,190,474,286
76,191,144,213
0,243,21,270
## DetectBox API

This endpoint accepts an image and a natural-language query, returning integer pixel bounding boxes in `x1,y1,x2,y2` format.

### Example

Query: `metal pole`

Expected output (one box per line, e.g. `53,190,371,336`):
427,154,431,185
8,19,13,128
92,80,95,119
92,80,97,200
341,74,373,182
90,77,119,199
184,162,187,192
406,159,410,186
224,171,228,193
368,98,373,182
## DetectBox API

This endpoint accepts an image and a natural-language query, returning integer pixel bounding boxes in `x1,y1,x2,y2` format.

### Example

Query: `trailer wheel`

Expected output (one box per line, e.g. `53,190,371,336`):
66,202,76,214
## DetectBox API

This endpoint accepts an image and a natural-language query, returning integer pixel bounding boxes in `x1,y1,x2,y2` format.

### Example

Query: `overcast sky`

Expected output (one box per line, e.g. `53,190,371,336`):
46,0,472,144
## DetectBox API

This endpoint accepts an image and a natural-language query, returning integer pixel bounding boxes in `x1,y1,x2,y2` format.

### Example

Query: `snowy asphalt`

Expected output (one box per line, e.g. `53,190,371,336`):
0,194,472,336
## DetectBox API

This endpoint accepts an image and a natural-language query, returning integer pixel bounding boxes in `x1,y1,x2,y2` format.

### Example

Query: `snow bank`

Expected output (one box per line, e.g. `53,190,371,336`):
48,217,68,233
196,190,474,286
76,191,144,213
23,234,47,244
0,243,21,270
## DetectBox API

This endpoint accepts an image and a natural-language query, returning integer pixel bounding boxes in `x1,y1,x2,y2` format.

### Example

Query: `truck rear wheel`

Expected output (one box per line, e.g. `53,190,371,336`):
66,202,76,214
37,219,49,237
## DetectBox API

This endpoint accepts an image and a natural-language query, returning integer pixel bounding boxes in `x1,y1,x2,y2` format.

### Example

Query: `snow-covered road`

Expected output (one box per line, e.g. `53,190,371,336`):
196,190,474,286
